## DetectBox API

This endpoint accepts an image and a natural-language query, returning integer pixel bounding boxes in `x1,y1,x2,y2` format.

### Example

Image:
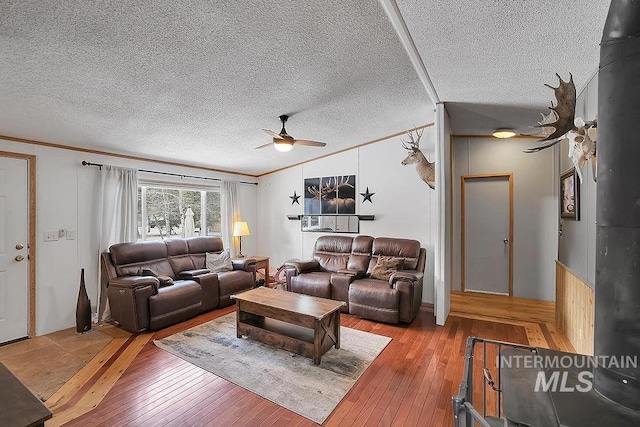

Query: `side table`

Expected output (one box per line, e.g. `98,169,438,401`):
235,255,270,287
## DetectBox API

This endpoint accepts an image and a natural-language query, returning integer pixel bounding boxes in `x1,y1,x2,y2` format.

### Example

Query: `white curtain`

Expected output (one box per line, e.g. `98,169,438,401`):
98,165,138,320
221,180,240,255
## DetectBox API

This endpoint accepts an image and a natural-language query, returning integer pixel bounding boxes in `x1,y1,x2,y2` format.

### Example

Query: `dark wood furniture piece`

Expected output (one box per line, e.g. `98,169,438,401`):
0,362,52,427
235,255,270,287
231,287,345,365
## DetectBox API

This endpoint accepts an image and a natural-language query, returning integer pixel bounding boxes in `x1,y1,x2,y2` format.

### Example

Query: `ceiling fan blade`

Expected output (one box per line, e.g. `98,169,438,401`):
254,142,274,149
263,129,284,139
294,139,327,147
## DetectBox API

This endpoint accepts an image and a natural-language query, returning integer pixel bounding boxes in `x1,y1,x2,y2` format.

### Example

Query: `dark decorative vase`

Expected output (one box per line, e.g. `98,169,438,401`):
76,268,92,333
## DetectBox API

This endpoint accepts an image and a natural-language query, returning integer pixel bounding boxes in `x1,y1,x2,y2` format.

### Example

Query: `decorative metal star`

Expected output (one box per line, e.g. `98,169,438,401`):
289,191,301,205
360,187,375,203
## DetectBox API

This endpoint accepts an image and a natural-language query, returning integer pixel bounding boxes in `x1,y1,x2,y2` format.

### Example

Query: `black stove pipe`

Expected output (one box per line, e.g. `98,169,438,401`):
595,0,640,411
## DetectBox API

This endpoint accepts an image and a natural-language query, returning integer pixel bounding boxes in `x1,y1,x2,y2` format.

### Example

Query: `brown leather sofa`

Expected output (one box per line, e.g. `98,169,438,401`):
101,236,256,332
285,235,425,323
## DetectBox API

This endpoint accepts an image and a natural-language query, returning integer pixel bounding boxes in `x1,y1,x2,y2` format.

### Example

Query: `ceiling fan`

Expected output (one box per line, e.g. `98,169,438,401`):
256,115,327,152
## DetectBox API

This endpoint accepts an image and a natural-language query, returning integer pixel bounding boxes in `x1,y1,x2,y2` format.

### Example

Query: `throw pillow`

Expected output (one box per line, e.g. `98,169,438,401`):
206,249,234,273
369,256,404,281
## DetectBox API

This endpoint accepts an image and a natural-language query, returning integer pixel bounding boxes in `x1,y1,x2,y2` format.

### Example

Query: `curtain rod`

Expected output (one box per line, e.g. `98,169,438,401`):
81,161,258,185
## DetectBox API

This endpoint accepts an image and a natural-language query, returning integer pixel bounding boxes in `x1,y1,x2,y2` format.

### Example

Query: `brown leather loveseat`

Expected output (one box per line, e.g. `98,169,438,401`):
101,237,256,332
285,235,426,323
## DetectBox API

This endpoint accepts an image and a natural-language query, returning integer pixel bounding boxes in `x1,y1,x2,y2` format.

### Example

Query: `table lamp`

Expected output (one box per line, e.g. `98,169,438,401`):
232,221,250,258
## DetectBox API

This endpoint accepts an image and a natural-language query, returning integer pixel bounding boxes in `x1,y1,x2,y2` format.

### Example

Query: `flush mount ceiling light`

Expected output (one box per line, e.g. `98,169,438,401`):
493,128,516,139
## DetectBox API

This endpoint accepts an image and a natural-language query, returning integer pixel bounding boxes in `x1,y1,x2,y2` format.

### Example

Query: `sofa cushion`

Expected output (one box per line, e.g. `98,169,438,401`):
349,280,400,323
118,259,175,279
165,239,196,274
206,249,233,273
110,241,175,278
369,237,421,271
313,235,353,272
148,281,203,330
347,235,373,272
290,272,332,298
217,270,254,307
369,256,404,281
110,240,167,265
186,237,225,268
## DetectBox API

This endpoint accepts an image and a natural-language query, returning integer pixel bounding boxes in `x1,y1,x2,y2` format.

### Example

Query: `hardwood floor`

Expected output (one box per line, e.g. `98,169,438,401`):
42,293,572,426
0,323,130,402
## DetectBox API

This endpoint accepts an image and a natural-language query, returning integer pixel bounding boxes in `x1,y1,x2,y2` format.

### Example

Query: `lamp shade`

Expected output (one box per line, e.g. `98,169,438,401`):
274,140,293,152
233,221,250,237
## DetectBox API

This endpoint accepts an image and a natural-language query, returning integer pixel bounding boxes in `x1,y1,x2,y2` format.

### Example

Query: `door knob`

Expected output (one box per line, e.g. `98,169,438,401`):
15,255,24,262
16,244,24,250
503,238,509,244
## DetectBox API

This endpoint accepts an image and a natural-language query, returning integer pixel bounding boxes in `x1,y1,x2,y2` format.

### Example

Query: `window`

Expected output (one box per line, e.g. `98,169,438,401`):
137,183,221,241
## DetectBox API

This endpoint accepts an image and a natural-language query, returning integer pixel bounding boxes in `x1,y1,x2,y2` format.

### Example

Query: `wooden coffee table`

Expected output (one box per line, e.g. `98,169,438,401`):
231,287,345,365
0,362,52,426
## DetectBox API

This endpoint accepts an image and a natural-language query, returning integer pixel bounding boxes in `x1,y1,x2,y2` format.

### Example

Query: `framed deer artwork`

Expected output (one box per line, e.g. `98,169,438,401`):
304,178,321,214
304,175,356,215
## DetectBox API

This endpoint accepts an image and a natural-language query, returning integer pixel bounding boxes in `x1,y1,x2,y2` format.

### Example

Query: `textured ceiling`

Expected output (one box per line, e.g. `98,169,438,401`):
397,0,610,135
0,1,611,176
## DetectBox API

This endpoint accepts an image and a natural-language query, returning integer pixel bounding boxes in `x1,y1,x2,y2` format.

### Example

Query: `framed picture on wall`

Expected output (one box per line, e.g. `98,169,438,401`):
560,167,580,220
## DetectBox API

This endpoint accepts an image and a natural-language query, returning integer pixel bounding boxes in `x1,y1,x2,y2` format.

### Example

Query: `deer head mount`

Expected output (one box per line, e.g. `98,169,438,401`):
525,73,598,182
400,128,435,190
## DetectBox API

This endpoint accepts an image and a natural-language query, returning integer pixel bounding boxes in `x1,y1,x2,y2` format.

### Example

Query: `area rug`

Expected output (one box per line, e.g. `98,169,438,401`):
154,313,391,424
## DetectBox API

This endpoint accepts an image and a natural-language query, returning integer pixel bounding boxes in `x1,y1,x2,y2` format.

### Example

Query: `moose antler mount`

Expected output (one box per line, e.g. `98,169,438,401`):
525,73,598,182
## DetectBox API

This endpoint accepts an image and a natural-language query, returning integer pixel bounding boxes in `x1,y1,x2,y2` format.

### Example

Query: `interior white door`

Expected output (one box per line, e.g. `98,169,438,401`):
0,157,29,343
463,176,511,295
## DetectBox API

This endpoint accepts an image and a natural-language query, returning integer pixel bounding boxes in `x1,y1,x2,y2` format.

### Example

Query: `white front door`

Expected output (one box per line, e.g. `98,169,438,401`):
0,156,29,343
463,175,512,295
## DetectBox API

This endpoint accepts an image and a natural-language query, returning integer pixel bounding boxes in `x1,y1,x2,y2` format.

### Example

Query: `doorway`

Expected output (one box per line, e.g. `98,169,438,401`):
461,173,513,295
0,152,35,343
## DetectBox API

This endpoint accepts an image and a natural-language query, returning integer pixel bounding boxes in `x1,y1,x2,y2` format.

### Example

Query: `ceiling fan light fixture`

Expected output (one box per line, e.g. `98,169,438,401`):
273,140,293,152
493,128,516,139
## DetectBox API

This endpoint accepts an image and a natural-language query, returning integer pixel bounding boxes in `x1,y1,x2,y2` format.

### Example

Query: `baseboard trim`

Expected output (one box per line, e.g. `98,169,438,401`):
421,303,434,313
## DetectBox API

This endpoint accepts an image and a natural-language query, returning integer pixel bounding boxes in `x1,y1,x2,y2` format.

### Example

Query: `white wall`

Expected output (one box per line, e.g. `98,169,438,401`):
435,104,452,324
452,136,557,301
257,128,438,304
558,73,598,287
0,138,258,336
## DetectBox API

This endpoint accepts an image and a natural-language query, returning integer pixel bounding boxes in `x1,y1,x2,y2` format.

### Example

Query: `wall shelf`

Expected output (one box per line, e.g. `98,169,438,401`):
287,214,375,233
286,214,375,221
